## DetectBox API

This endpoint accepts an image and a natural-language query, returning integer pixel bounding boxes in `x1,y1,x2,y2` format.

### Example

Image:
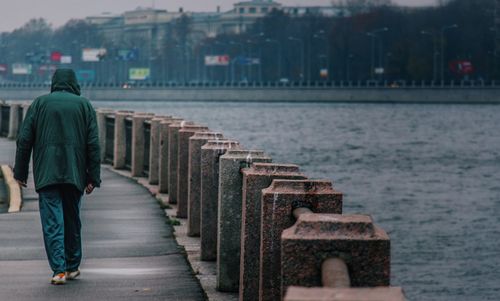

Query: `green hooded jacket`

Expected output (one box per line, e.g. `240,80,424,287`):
14,69,101,192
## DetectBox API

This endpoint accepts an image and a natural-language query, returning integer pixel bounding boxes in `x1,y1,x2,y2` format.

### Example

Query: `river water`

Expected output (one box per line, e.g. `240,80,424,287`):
94,100,500,301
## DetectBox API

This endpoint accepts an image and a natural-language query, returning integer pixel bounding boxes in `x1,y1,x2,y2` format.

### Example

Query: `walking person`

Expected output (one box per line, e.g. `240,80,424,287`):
14,68,101,285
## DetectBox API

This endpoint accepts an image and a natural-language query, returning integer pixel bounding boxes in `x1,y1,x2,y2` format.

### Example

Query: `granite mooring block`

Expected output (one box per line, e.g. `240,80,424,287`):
113,111,134,169
200,140,241,261
284,286,406,301
167,121,195,203
176,126,209,218
148,116,172,185
239,163,306,301
281,214,391,299
7,103,20,139
158,117,183,193
216,150,272,292
259,179,343,301
187,132,224,237
131,114,154,177
96,108,114,162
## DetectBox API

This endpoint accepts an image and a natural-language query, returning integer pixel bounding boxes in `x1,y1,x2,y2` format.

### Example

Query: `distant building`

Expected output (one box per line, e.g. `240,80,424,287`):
85,0,339,57
191,0,282,39
282,6,345,17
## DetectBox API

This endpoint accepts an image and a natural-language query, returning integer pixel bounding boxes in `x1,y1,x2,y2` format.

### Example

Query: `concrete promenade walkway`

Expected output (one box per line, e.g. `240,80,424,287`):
0,138,205,300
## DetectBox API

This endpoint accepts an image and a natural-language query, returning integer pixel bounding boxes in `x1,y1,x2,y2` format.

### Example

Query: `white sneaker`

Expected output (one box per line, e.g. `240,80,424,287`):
51,273,66,285
66,270,80,280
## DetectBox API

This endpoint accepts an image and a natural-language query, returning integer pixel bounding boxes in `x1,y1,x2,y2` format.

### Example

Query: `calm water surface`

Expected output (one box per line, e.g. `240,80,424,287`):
94,101,500,301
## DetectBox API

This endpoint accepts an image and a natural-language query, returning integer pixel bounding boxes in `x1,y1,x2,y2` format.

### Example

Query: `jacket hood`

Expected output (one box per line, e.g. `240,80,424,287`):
50,69,81,96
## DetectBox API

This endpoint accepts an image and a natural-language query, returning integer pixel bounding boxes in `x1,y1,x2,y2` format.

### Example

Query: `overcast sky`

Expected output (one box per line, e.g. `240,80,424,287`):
0,0,437,32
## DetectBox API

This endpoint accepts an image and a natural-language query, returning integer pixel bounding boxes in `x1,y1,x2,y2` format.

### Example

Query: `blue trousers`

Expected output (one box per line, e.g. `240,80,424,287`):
38,184,83,276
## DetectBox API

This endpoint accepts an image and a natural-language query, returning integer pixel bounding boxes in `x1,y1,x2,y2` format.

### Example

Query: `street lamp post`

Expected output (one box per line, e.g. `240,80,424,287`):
201,43,213,82
346,54,354,82
251,33,266,83
288,36,305,81
246,40,258,82
313,32,330,81
440,24,458,82
265,38,282,81
421,30,439,82
215,41,229,82
195,42,204,82
229,41,244,82
366,27,389,81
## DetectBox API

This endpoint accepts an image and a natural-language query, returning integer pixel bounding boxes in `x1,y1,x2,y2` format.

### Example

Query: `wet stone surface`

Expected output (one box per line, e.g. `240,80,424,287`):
259,179,343,301
167,122,195,204
187,132,224,237
200,140,240,261
239,163,306,301
217,150,271,292
284,286,407,301
281,214,390,298
176,126,209,218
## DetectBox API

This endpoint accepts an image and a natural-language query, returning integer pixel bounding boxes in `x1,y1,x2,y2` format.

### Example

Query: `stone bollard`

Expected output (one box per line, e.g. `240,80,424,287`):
158,117,183,193
104,113,116,164
259,179,343,301
21,103,30,121
176,126,209,218
0,101,4,137
113,111,134,169
167,121,196,204
239,163,306,301
131,114,154,177
1,103,11,138
7,103,20,139
187,132,224,237
148,116,172,185
284,286,406,301
200,140,241,261
281,214,390,298
217,150,272,292
96,108,114,163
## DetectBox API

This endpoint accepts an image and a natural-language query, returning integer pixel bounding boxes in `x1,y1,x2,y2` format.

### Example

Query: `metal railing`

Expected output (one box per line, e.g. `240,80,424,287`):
143,120,151,177
124,117,133,170
1,79,500,90
104,115,115,164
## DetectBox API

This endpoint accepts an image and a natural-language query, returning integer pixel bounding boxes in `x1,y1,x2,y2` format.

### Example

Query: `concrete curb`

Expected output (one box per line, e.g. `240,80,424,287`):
0,165,22,213
103,165,237,301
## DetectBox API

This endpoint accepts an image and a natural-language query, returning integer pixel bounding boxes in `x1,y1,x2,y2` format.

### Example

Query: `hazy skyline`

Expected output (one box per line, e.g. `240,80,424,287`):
0,0,437,32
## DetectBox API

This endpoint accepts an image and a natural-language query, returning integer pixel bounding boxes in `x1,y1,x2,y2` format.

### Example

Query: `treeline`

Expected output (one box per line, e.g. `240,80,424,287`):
211,0,495,82
0,0,496,83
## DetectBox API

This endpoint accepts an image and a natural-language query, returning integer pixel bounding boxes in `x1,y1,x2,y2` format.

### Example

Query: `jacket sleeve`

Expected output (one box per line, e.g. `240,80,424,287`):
14,102,36,183
86,104,101,187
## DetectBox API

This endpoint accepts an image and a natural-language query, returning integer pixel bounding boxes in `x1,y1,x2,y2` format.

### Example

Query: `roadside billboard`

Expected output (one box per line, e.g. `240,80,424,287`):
129,68,150,80
118,49,139,61
60,56,72,64
39,65,57,72
205,55,230,66
12,63,32,75
449,60,474,75
235,56,260,65
76,69,96,82
51,51,62,62
320,68,329,78
82,48,107,62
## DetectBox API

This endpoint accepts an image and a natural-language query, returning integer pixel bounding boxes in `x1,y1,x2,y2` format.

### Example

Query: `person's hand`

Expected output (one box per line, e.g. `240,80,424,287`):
85,183,95,195
15,179,27,188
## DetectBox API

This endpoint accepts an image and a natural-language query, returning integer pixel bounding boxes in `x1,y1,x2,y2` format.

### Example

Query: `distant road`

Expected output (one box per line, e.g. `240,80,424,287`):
1,85,500,103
